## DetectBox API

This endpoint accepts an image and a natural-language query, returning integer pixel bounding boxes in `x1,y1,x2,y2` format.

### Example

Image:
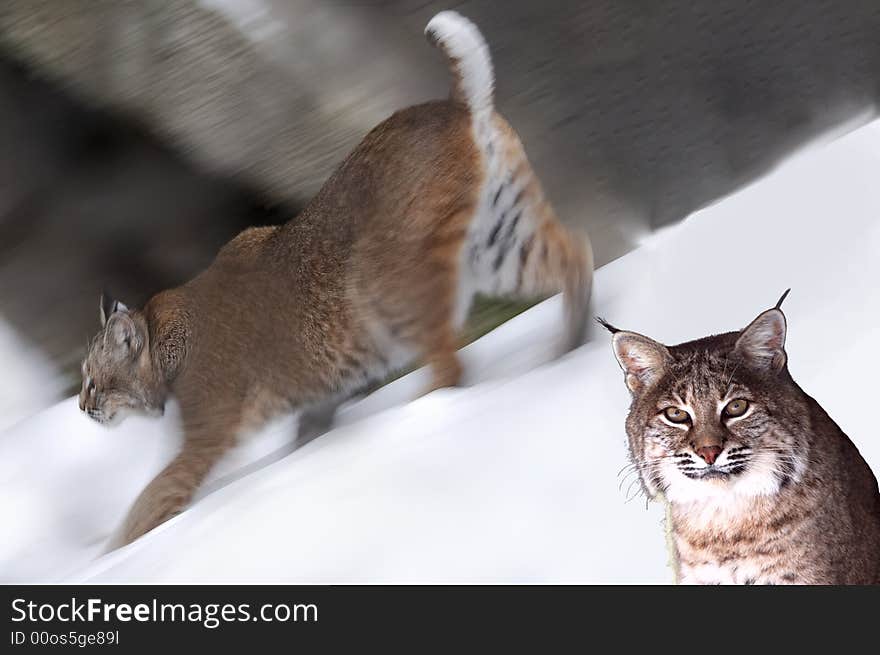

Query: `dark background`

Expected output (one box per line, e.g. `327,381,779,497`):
1,0,878,398
2,584,877,650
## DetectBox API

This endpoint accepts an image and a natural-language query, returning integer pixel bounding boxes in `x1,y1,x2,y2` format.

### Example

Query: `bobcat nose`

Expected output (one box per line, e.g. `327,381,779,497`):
696,445,723,465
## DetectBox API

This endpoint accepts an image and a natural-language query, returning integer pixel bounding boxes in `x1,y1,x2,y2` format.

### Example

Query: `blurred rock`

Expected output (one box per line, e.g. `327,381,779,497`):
2,0,878,266
1,0,879,400
0,51,296,389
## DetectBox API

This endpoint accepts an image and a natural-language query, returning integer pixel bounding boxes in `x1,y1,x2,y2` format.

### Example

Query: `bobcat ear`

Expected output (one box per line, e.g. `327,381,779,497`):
99,291,128,328
611,331,671,394
106,312,142,357
735,308,787,373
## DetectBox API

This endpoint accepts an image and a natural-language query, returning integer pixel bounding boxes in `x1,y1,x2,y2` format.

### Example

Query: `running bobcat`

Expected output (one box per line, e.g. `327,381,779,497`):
80,11,593,547
602,293,880,584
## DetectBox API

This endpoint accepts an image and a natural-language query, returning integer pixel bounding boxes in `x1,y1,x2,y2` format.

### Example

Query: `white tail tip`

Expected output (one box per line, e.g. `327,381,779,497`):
425,11,494,116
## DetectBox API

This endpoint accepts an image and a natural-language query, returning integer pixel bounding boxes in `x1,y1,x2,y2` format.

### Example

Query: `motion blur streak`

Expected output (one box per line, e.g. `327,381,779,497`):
1,0,879,428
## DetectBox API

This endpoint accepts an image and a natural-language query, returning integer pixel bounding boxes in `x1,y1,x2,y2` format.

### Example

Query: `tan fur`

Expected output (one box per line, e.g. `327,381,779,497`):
607,306,880,584
83,13,593,547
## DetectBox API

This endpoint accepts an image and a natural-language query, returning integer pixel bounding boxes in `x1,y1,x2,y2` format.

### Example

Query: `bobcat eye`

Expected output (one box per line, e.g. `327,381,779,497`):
723,399,749,418
663,407,690,424
86,379,96,394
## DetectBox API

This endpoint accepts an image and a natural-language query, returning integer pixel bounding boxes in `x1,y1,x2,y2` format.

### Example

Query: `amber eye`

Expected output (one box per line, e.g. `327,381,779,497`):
723,399,749,418
663,407,690,424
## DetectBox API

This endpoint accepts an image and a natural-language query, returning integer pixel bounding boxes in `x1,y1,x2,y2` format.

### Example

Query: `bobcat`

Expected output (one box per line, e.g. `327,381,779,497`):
79,11,593,547
601,292,880,584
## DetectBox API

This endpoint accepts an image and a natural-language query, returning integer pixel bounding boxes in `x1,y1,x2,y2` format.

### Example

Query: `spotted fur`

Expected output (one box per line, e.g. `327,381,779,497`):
605,301,880,584
80,11,593,548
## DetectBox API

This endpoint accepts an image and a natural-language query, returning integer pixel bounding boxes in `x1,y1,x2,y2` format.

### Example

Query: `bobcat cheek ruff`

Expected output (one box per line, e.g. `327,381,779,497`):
605,292,880,585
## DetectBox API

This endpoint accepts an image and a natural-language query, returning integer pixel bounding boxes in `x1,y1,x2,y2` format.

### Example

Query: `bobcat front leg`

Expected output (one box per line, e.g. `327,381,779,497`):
296,396,343,446
109,410,237,549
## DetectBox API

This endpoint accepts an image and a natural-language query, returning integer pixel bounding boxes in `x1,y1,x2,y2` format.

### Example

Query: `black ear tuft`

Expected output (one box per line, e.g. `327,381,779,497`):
774,288,791,309
100,290,115,328
595,317,621,334
99,289,129,328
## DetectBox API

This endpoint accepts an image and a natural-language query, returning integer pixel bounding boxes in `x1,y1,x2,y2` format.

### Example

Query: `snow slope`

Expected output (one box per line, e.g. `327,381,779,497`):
2,119,880,583
0,319,64,434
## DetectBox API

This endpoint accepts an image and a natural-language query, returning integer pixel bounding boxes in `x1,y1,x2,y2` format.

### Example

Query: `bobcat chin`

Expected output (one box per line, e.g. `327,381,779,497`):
603,292,880,585
80,11,593,548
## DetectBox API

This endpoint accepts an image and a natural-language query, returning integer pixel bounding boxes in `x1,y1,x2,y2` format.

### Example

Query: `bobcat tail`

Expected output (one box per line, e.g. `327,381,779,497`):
425,11,494,120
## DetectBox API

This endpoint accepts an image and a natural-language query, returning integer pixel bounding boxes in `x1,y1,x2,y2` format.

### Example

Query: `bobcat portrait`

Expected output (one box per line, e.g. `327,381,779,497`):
602,292,880,584
79,11,592,547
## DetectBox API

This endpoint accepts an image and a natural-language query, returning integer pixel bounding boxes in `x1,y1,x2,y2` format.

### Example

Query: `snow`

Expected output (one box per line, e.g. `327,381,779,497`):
0,319,63,434
2,119,880,583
